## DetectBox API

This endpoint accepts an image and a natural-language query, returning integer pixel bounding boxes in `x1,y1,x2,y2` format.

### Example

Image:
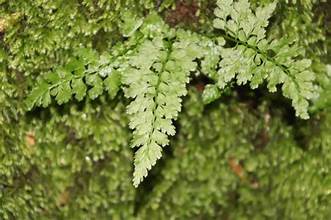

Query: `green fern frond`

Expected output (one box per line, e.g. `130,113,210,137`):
213,0,317,119
25,48,123,110
122,27,208,186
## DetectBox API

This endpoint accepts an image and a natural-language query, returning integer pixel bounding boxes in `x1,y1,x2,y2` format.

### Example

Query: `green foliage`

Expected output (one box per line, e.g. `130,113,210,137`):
202,84,222,104
25,48,122,109
213,0,317,119
25,14,220,185
125,28,209,186
137,90,331,219
1,0,331,219
312,65,331,111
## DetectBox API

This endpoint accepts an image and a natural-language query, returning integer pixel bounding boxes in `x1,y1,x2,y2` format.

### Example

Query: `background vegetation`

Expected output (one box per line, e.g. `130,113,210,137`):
1,0,331,219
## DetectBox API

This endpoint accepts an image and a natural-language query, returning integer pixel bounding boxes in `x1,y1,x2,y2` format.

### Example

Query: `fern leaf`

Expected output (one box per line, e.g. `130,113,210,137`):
122,29,205,187
25,49,122,109
26,81,51,109
202,84,222,104
213,0,317,119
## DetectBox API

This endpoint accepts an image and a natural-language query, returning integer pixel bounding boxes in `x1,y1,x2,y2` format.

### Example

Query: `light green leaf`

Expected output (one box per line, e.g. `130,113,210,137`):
71,78,87,101
86,74,103,99
54,82,72,104
25,81,51,110
202,84,222,104
213,0,316,119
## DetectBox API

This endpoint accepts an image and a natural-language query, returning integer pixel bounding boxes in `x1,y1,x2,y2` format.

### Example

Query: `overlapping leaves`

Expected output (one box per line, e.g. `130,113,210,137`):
25,3,321,187
122,27,209,186
25,15,218,186
26,49,121,109
213,0,317,118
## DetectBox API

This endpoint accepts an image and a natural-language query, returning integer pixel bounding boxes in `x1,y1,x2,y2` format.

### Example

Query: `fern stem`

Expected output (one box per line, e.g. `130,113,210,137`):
147,38,173,145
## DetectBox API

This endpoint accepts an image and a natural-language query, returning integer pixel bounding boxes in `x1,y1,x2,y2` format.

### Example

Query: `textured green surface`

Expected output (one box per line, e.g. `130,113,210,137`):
1,0,331,219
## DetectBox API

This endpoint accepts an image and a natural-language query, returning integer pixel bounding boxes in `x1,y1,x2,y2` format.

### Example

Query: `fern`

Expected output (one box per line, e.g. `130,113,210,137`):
122,26,208,187
2,0,331,218
25,14,215,186
25,48,123,109
25,13,156,110
213,0,317,119
25,2,322,187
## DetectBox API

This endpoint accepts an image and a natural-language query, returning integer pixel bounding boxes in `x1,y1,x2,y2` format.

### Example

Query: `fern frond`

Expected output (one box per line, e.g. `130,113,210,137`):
122,28,206,187
25,48,123,110
213,0,317,119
